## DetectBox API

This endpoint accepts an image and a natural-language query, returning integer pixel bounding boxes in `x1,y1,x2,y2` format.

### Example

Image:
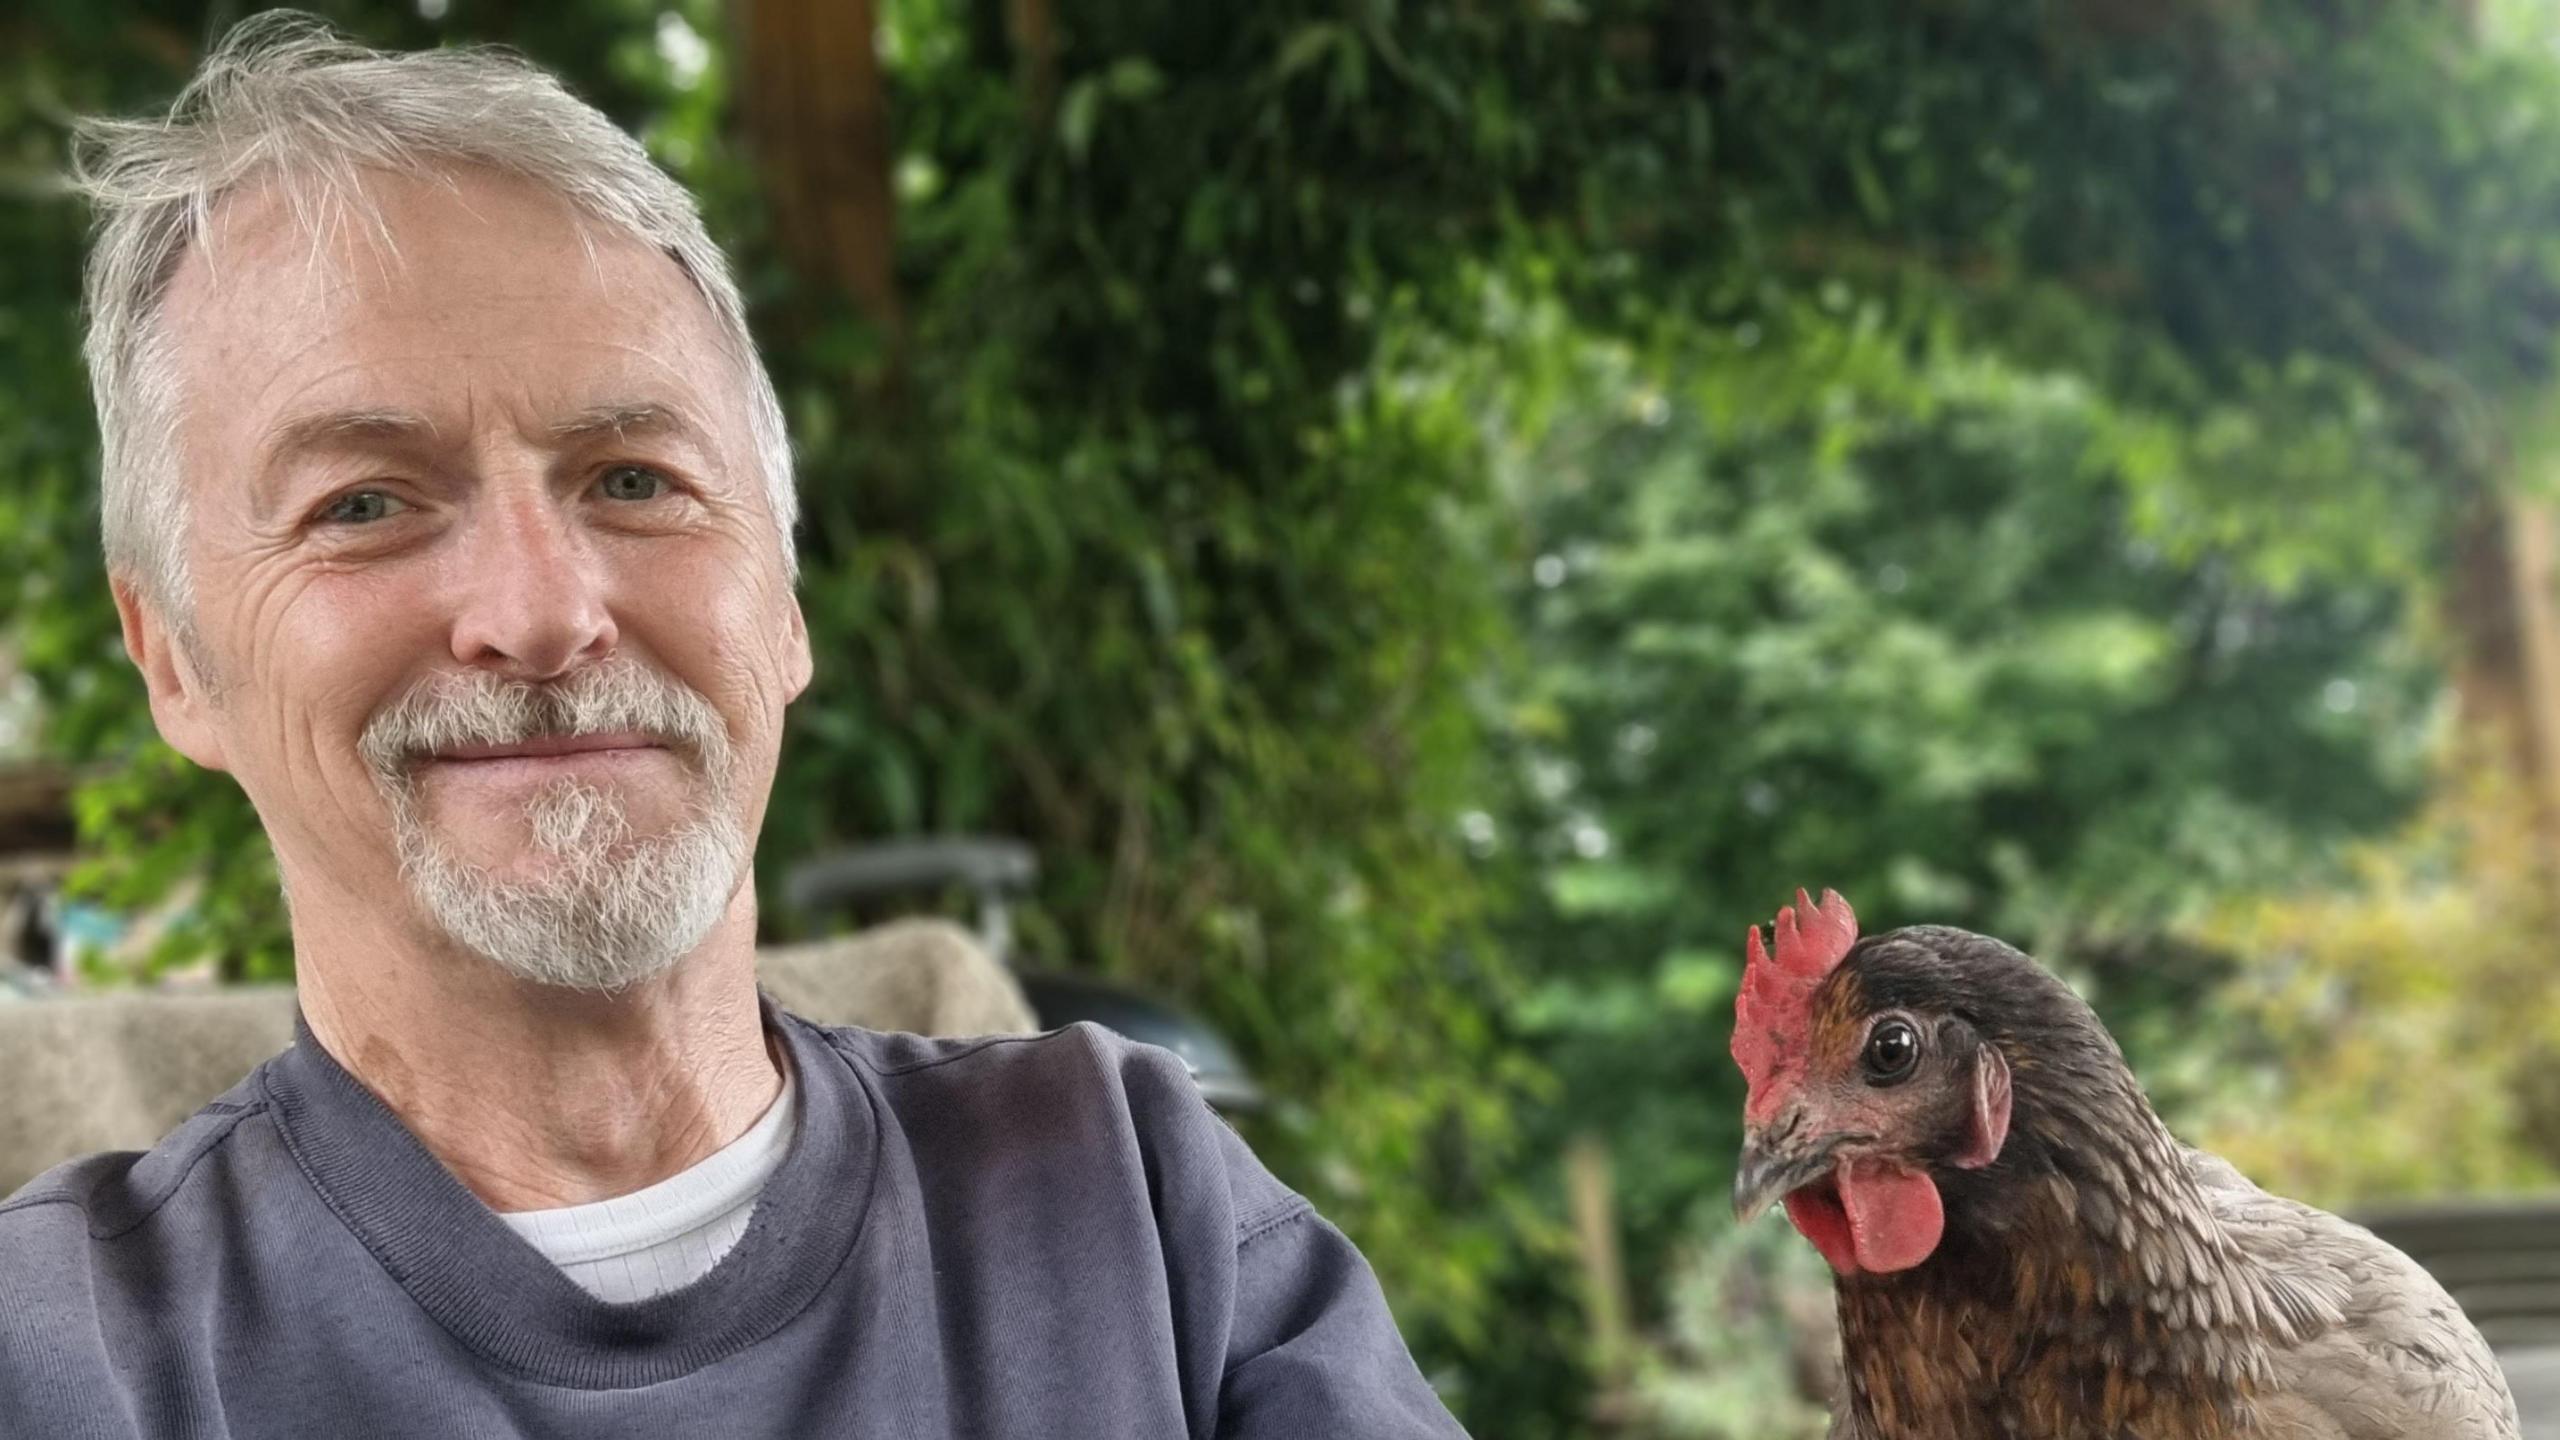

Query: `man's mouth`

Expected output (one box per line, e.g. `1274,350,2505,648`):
424,730,667,765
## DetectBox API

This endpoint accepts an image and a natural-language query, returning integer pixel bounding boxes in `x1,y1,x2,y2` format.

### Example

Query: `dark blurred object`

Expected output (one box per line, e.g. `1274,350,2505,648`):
0,762,78,988
784,837,1261,1112
0,762,78,859
1005,971,1259,1112
785,838,1038,961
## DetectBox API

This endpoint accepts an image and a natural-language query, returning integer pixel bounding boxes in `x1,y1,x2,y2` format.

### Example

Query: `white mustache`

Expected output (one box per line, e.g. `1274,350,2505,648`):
357,658,731,781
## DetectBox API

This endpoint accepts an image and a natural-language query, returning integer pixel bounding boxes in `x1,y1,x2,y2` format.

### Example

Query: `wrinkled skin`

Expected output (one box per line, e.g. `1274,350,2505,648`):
116,164,813,1208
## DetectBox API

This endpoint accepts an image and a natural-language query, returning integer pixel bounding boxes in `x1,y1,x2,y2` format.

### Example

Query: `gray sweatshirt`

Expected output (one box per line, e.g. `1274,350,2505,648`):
0,1002,1469,1438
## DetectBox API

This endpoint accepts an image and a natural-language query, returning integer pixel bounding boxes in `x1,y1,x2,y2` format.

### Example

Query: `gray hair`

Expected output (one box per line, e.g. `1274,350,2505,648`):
70,11,798,624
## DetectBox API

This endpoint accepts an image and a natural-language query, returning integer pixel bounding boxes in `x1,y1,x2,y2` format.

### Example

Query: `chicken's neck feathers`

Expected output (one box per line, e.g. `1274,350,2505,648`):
2000,1048,2341,1347
1833,1035,2342,1437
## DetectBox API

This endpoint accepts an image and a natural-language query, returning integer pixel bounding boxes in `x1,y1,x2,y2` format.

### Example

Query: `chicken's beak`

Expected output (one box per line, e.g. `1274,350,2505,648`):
1732,1122,1844,1224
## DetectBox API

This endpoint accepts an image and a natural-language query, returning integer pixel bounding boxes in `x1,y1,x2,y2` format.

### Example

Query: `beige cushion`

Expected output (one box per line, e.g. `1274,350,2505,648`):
0,918,1033,1196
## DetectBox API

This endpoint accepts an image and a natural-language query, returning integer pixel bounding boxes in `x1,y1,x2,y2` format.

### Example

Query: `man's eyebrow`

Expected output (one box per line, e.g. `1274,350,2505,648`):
548,401,712,450
256,407,442,474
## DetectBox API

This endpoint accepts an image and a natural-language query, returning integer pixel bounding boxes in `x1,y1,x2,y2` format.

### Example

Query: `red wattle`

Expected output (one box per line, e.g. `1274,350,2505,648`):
1837,1159,1943,1273
1784,1186,1861,1274
1783,1161,1945,1275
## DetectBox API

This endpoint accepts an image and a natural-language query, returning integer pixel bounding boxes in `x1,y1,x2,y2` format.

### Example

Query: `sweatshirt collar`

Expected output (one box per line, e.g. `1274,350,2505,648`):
261,993,875,1389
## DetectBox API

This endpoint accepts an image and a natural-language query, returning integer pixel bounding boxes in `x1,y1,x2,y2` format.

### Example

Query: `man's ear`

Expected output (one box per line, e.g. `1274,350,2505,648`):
780,593,813,703
113,578,229,772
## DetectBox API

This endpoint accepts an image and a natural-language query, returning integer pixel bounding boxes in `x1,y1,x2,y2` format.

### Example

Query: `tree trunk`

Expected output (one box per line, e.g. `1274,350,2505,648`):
1566,1134,1636,1430
735,0,903,343
1008,0,1057,133
2451,500,2530,775
2504,497,2560,832
2447,490,2560,855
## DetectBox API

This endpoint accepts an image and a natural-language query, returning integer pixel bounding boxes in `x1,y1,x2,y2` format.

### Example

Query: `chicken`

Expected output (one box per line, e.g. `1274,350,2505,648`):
1728,889,2521,1440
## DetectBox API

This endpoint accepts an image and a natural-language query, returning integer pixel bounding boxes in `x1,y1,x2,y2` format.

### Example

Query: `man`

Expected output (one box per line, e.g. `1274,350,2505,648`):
0,13,1468,1438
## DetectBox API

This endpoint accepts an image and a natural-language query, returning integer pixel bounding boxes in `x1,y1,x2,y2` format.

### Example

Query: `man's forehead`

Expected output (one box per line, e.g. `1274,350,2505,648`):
162,166,706,363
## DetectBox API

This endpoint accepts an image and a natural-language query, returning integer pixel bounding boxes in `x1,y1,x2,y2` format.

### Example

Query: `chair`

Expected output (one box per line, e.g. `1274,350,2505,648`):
0,917,1034,1196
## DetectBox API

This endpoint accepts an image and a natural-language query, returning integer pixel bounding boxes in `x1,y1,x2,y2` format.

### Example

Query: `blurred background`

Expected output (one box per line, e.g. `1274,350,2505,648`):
7,0,2560,1434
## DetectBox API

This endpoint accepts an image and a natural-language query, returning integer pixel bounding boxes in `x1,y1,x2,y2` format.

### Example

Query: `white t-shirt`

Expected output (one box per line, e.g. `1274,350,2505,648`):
497,1067,799,1304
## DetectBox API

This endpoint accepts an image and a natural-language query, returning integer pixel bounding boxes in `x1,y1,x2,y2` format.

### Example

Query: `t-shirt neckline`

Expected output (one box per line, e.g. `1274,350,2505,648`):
261,994,875,1389
497,1056,800,1267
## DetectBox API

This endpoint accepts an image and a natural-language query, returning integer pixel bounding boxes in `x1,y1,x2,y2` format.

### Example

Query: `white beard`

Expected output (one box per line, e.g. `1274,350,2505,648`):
361,659,748,993
386,775,747,993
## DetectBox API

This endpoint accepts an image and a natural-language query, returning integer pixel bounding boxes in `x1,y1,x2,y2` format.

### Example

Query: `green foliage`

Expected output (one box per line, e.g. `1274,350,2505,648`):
2191,772,2560,1207
1630,1219,1832,1440
1478,291,2437,1334
759,2,1565,1384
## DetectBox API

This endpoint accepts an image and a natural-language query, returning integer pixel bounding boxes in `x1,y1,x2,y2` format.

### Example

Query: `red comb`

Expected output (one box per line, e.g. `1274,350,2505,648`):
1733,888,1859,1125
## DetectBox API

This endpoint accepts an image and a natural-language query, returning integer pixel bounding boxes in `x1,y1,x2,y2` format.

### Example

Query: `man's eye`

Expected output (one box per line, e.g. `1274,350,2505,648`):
317,490,409,525
598,465,669,502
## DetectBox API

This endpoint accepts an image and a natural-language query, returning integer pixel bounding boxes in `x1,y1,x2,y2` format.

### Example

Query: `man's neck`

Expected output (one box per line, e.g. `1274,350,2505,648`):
290,893,784,1212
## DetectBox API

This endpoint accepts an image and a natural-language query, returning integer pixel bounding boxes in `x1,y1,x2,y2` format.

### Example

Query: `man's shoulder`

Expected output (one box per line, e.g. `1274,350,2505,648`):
810,1016,1204,1119
0,1151,137,1234
806,1016,1286,1188
0,1071,277,1249
794,1012,1313,1256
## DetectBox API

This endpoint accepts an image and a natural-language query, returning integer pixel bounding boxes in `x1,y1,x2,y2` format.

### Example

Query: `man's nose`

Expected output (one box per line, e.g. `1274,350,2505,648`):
446,495,618,680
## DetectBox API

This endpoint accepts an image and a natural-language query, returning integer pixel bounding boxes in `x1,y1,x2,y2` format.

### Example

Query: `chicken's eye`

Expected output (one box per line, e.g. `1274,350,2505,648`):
1863,1018,1921,1085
